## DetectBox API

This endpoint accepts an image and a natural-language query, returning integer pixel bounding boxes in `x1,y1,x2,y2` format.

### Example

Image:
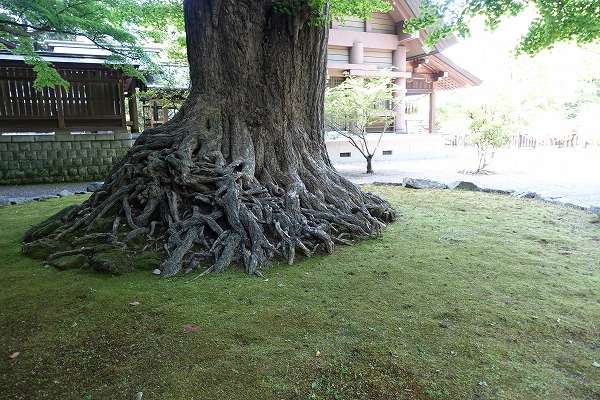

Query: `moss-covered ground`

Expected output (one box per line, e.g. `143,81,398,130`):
1,187,598,400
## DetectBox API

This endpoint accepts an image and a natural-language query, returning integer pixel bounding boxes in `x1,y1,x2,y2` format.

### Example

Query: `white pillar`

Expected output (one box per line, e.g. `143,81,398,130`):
429,82,437,134
392,46,407,134
350,41,364,64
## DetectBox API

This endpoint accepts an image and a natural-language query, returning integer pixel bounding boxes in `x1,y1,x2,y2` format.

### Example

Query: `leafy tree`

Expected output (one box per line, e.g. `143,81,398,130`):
0,0,183,89
406,0,600,55
22,0,396,278
465,106,512,173
20,0,600,278
325,75,397,174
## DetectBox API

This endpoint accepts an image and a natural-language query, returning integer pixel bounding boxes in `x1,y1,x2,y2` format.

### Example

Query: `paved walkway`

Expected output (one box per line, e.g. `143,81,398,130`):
336,147,600,208
1,147,598,208
0,182,93,204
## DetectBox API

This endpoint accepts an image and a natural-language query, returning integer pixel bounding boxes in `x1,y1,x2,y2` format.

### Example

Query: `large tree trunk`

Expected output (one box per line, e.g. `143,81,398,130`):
22,0,396,277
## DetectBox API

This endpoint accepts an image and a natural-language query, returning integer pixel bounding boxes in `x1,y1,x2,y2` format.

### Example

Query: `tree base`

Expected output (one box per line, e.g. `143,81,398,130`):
22,139,396,277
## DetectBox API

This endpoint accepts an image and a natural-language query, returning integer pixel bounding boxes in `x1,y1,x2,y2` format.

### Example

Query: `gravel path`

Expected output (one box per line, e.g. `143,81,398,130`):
1,147,598,209
336,147,600,208
0,182,98,204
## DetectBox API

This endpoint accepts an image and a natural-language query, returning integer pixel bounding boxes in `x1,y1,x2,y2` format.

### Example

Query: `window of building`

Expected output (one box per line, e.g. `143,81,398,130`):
382,150,393,156
340,152,351,157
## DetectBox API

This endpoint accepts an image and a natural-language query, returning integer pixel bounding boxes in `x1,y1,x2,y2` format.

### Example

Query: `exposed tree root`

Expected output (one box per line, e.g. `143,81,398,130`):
22,133,396,277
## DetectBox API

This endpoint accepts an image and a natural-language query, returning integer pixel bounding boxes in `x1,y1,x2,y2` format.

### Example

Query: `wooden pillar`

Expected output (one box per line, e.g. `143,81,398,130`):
428,83,437,134
55,86,65,130
392,45,407,134
128,88,140,133
350,41,364,64
118,79,126,129
162,101,169,124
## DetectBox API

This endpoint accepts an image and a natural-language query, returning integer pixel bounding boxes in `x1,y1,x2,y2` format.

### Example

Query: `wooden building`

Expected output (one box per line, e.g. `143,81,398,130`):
327,0,481,133
0,50,142,134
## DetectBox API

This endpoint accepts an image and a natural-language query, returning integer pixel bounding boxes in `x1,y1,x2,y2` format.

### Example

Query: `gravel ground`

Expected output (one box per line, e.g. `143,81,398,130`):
336,147,600,208
1,147,598,209
0,182,97,204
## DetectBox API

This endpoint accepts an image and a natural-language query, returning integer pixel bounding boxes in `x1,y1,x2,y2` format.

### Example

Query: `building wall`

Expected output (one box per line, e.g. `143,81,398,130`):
326,133,447,164
0,133,132,184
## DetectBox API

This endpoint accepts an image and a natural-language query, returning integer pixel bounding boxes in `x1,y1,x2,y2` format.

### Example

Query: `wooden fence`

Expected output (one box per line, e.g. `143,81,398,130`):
446,133,579,149
0,63,126,133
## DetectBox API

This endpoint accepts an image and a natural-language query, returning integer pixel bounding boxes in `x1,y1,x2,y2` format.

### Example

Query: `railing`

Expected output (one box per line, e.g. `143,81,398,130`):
445,133,579,148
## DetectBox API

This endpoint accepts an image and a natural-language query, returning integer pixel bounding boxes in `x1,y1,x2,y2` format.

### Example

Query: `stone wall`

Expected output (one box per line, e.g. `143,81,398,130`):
0,132,133,184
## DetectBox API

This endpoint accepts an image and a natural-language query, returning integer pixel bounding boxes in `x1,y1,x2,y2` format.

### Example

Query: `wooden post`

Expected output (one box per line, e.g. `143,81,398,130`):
428,83,436,134
55,85,65,130
162,101,169,124
118,79,126,129
128,87,140,133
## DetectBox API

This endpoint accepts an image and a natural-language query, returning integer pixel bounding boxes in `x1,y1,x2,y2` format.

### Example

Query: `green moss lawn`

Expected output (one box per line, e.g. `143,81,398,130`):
1,187,599,400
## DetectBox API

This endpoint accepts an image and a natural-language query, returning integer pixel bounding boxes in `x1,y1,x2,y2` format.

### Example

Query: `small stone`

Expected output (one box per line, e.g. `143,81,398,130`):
90,257,121,274
478,381,488,387
315,351,321,357
592,361,600,368
183,324,199,333
152,268,161,275
9,198,29,205
512,191,538,199
448,181,480,191
403,177,447,190
86,182,104,192
134,392,143,400
439,320,450,328
481,188,514,195
49,254,88,270
9,351,20,359
129,301,140,306
57,189,73,197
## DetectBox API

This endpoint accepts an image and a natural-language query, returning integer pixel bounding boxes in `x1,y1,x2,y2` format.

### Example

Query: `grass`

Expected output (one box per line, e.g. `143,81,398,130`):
0,187,599,400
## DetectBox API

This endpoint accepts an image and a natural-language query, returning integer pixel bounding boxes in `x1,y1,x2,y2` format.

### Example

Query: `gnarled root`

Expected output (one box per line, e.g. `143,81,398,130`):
22,135,396,277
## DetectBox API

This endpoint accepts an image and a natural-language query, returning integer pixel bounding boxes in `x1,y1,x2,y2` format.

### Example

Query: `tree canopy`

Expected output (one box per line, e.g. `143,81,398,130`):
0,0,182,89
2,0,599,89
407,0,600,55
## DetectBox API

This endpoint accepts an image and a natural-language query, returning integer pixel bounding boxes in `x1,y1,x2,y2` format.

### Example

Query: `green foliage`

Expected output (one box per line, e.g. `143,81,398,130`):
407,0,600,54
0,0,182,89
465,105,512,172
466,106,512,149
325,75,396,135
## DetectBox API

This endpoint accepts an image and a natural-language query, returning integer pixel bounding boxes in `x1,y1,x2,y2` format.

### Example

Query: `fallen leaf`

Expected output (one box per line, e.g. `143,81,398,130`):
9,351,20,359
183,324,200,333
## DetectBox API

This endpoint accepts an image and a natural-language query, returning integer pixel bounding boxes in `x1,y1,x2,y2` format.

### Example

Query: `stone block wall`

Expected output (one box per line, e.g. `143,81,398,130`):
0,132,133,184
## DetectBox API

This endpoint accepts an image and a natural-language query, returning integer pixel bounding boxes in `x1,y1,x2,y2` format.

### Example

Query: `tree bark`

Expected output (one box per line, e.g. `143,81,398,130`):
366,155,374,174
22,0,396,277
